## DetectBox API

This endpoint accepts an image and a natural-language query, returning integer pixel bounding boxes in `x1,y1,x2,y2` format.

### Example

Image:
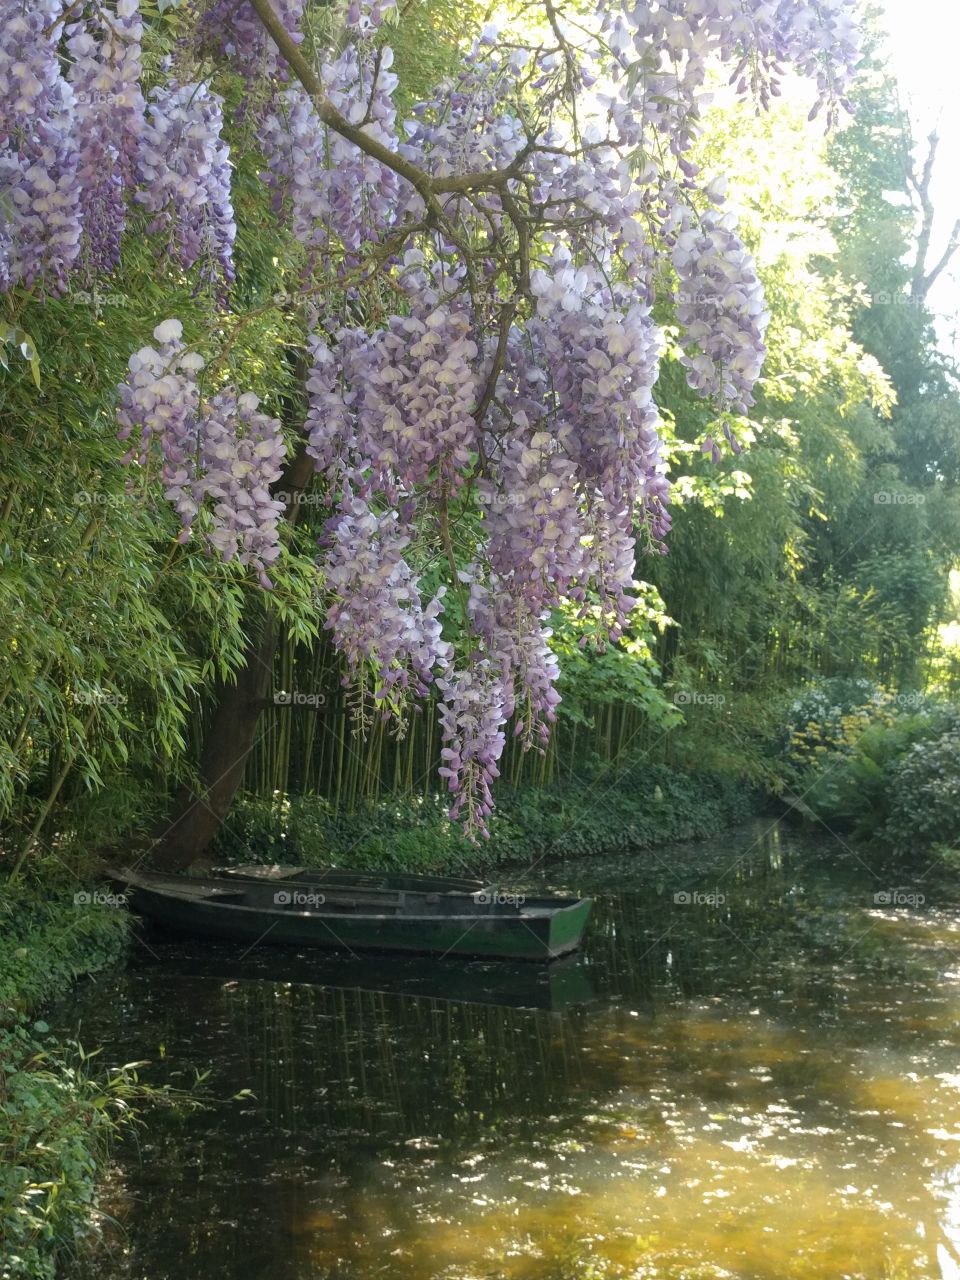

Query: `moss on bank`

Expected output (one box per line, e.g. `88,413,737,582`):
0,880,129,1280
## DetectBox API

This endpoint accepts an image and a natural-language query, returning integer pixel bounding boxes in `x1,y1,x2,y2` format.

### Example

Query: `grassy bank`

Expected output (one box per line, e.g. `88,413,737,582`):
0,880,129,1280
211,764,760,873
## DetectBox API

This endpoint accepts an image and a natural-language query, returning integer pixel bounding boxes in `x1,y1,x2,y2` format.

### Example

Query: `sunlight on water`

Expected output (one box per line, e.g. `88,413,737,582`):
55,826,960,1280
287,1000,960,1277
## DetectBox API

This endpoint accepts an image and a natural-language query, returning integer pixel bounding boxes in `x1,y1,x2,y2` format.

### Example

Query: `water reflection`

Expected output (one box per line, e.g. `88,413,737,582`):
57,823,960,1279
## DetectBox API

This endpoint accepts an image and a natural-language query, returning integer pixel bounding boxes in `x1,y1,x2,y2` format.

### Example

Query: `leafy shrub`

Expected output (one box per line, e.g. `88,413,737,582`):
211,766,759,873
882,729,960,854
786,676,885,724
799,710,956,838
0,1026,145,1280
782,686,960,853
669,687,788,789
0,882,128,1026
0,879,130,1279
783,676,890,765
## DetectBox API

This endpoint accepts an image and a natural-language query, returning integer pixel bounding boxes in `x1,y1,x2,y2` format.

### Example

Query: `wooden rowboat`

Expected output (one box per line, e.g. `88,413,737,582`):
113,868,593,962
212,863,494,896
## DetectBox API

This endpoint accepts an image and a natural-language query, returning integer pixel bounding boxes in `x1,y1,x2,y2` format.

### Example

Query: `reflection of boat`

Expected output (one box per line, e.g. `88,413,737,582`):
113,868,593,962
212,863,494,896
127,940,598,1011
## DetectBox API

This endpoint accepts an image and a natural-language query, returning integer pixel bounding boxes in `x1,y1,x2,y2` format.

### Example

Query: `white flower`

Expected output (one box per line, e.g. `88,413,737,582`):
153,318,183,345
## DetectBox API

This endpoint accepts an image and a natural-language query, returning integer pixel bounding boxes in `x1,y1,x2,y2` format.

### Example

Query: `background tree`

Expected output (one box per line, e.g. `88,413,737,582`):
7,0,942,876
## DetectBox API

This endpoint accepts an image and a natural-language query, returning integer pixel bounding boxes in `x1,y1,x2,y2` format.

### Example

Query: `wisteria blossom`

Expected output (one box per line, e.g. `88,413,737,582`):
66,0,146,273
436,660,509,837
0,0,81,294
118,321,286,586
304,306,478,498
0,0,862,830
201,391,287,588
194,0,305,82
670,205,770,411
259,45,401,264
117,318,204,537
135,79,236,295
321,494,451,705
437,579,560,835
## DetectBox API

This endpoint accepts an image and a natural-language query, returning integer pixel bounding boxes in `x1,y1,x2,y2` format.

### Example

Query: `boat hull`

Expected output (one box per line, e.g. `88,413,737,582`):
118,876,593,963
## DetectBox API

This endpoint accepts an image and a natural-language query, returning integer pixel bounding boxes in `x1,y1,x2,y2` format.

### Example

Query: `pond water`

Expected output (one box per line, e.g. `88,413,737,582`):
54,822,960,1280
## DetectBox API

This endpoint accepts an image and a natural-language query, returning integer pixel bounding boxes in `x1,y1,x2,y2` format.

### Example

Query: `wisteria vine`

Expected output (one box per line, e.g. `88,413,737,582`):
117,319,287,587
0,0,863,831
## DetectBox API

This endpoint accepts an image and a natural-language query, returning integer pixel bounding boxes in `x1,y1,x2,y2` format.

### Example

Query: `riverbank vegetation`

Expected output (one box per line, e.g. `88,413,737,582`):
0,881,131,1280
1,1,959,1273
1,8,957,891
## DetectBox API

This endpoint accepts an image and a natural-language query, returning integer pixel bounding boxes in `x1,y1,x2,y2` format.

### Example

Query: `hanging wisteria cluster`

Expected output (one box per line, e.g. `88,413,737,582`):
321,493,451,708
0,0,81,295
305,304,479,498
670,204,770,413
258,44,400,264
135,78,236,295
194,0,304,82
66,0,145,274
117,317,203,533
0,0,863,830
117,320,287,587
200,390,287,587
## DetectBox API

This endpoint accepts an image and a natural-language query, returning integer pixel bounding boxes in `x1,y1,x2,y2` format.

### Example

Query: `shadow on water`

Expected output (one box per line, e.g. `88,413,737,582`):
53,822,960,1279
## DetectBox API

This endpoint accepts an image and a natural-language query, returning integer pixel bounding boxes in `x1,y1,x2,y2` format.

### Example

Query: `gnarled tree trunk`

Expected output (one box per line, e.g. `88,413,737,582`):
149,437,315,872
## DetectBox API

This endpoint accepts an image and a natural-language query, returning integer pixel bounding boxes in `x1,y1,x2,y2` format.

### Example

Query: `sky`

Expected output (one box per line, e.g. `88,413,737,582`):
879,0,960,359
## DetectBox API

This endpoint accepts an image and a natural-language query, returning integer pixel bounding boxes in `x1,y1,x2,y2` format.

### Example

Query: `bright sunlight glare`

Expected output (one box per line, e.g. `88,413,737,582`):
880,0,960,358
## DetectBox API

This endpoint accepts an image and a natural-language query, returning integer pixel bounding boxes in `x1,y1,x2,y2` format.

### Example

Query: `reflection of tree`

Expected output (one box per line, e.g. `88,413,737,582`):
61,829,960,1279
225,983,592,1142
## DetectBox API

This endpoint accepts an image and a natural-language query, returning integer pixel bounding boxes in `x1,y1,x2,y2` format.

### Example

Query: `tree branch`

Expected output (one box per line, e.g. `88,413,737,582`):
917,216,960,303
246,0,520,200
910,130,940,300
474,299,517,433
